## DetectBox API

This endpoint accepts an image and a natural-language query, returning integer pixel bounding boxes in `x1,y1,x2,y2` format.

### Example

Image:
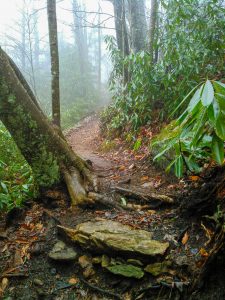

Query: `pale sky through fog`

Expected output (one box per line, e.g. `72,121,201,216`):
0,0,115,81
0,0,115,42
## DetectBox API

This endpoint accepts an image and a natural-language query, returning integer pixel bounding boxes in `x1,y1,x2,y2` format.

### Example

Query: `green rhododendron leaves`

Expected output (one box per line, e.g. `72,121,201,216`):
174,156,183,178
213,81,225,95
201,80,214,107
215,113,225,140
188,87,201,112
212,135,224,165
215,93,225,112
207,104,215,125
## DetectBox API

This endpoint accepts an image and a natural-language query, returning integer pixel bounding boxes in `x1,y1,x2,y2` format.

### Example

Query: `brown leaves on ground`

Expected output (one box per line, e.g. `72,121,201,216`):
1,205,46,277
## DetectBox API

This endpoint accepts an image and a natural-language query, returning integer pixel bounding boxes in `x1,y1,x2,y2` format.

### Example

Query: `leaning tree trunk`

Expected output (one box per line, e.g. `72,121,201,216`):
0,47,96,205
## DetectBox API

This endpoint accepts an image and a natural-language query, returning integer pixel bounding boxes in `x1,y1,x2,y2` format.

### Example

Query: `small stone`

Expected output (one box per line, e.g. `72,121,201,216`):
144,261,172,276
101,255,110,267
33,278,44,286
36,288,47,296
49,241,77,261
50,268,57,275
83,266,95,278
78,255,92,269
92,256,102,264
106,264,144,279
174,256,189,266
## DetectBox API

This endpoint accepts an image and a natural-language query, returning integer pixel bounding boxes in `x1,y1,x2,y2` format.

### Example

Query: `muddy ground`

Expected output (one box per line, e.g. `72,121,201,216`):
0,115,224,300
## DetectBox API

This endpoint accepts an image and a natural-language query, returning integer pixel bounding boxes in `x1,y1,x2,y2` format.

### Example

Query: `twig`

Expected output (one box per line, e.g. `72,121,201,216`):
80,277,123,300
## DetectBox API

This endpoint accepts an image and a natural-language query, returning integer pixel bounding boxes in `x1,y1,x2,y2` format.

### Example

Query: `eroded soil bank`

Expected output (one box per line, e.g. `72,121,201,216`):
0,115,224,300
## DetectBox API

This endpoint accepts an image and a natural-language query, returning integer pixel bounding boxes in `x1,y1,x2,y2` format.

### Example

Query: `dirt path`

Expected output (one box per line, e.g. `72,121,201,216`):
66,114,112,170
1,115,224,300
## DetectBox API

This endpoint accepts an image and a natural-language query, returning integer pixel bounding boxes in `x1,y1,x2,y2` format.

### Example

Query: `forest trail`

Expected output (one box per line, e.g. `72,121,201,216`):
1,115,224,300
65,114,112,171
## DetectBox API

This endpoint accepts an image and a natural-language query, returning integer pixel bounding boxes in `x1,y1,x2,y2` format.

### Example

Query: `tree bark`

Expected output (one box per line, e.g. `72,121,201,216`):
0,48,96,205
113,0,129,57
149,0,158,62
47,0,61,128
72,0,89,98
98,3,102,93
127,0,147,53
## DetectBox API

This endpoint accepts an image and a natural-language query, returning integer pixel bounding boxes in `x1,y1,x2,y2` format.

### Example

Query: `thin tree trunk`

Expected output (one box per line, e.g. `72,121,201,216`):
149,0,158,62
72,0,89,98
47,0,60,128
0,48,96,205
98,3,102,93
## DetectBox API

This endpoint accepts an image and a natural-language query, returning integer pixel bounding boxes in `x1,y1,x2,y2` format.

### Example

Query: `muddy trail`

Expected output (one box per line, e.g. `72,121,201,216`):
0,115,224,300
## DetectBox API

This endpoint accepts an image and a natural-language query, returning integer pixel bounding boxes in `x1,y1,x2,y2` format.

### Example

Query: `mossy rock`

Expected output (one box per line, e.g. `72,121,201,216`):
144,261,172,276
106,264,144,279
60,220,169,258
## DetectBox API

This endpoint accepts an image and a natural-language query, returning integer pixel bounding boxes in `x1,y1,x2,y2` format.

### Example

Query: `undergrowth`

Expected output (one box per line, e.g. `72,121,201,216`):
102,0,225,136
0,123,36,211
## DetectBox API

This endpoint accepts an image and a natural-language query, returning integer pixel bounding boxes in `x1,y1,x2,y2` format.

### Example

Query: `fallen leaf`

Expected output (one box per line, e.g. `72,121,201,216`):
182,232,189,245
141,176,149,182
68,277,78,285
147,210,156,215
119,165,126,171
189,175,200,181
35,223,43,230
1,278,9,291
14,249,23,266
199,248,209,257
135,155,144,160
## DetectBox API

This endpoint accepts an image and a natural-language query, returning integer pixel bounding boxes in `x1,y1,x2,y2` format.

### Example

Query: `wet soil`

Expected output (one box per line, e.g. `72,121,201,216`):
0,115,224,300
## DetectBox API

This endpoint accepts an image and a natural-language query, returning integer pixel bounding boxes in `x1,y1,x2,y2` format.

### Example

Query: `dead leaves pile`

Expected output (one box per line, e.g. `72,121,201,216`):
1,205,46,280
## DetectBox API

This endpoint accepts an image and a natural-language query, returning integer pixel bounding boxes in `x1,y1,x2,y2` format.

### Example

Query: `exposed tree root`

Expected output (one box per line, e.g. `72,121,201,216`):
113,186,174,204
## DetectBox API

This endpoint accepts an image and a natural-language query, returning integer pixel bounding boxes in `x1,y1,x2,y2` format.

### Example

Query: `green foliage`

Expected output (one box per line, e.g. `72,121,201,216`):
133,138,142,151
0,123,36,211
151,80,225,177
102,0,225,135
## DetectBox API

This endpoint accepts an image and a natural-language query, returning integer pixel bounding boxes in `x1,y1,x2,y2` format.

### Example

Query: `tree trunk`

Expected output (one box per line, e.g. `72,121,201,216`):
0,48,96,205
127,0,147,53
98,3,102,93
113,0,129,57
72,0,89,98
149,0,158,62
47,0,61,128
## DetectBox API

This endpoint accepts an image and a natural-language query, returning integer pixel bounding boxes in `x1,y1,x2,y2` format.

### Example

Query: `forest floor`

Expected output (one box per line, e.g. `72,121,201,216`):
0,114,224,300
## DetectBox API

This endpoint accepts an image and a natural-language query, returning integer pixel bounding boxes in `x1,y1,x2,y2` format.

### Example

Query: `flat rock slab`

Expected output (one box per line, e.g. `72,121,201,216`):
59,220,169,257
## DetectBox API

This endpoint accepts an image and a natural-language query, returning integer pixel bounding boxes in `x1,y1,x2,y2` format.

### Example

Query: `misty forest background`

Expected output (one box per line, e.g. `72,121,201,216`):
1,0,113,129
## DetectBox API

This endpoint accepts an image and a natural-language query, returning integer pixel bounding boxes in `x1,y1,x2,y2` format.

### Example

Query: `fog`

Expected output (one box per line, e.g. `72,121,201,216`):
0,0,115,128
